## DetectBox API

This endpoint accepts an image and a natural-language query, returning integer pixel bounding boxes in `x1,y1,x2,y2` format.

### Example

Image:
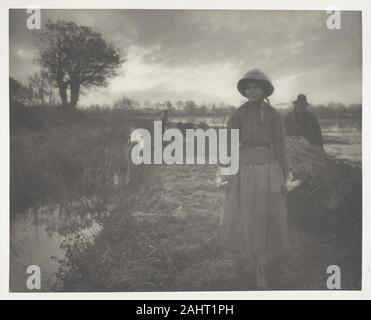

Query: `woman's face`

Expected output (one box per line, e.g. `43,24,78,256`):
244,81,265,101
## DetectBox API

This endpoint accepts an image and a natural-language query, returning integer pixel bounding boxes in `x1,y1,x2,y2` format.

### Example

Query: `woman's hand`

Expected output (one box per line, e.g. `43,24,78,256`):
285,170,294,192
216,166,229,188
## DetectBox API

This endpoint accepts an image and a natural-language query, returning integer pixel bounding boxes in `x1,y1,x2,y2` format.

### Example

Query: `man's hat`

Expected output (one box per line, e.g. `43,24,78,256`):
294,94,309,106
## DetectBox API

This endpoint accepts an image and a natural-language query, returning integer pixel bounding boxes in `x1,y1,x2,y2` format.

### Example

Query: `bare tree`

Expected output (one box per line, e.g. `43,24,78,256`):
9,77,32,106
37,20,123,109
28,72,46,105
113,97,137,110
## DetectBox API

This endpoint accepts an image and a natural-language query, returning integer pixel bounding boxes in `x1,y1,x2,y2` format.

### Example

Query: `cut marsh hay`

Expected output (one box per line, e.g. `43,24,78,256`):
286,136,361,214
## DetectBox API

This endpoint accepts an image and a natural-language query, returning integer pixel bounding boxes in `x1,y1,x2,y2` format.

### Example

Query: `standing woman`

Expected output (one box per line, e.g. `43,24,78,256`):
218,69,293,289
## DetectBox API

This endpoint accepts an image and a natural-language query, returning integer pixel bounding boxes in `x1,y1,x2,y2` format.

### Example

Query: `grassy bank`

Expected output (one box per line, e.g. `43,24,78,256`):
10,106,153,216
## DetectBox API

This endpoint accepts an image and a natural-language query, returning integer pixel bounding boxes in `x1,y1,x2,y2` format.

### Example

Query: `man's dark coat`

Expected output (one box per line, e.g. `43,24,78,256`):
284,108,324,150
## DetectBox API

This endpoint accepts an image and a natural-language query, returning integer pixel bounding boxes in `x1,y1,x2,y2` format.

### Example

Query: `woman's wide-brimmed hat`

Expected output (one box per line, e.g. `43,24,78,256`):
293,94,309,107
237,68,274,98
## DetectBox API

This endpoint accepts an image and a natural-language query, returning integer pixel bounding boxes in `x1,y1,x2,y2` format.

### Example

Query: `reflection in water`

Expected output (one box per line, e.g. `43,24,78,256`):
10,199,108,291
10,210,65,291
10,117,361,291
320,119,362,164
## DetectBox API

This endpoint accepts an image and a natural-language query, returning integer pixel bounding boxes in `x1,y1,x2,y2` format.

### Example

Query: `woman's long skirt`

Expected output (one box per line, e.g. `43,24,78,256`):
218,160,289,256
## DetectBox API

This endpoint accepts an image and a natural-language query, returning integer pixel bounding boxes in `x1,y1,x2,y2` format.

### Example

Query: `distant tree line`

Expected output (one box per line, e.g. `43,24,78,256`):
108,97,237,116
10,73,56,106
102,96,362,119
10,80,361,120
310,103,362,119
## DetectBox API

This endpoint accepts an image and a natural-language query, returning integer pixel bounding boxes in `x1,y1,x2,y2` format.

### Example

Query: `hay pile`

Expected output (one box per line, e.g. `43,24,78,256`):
286,137,361,213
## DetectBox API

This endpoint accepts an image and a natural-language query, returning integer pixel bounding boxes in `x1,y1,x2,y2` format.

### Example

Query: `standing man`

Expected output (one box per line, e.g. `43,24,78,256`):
161,109,169,134
285,94,324,150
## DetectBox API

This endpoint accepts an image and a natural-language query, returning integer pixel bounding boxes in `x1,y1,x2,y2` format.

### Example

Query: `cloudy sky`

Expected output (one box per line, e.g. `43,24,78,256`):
9,9,362,107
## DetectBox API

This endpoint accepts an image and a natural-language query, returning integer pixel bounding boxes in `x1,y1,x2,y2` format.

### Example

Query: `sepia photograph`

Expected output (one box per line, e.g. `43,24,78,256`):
8,8,362,293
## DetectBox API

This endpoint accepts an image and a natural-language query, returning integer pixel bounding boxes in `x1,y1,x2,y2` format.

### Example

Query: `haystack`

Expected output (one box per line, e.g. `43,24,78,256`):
286,136,361,214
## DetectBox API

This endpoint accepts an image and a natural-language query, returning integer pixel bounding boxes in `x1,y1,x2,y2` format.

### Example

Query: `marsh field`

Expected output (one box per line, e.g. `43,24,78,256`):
10,107,362,292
